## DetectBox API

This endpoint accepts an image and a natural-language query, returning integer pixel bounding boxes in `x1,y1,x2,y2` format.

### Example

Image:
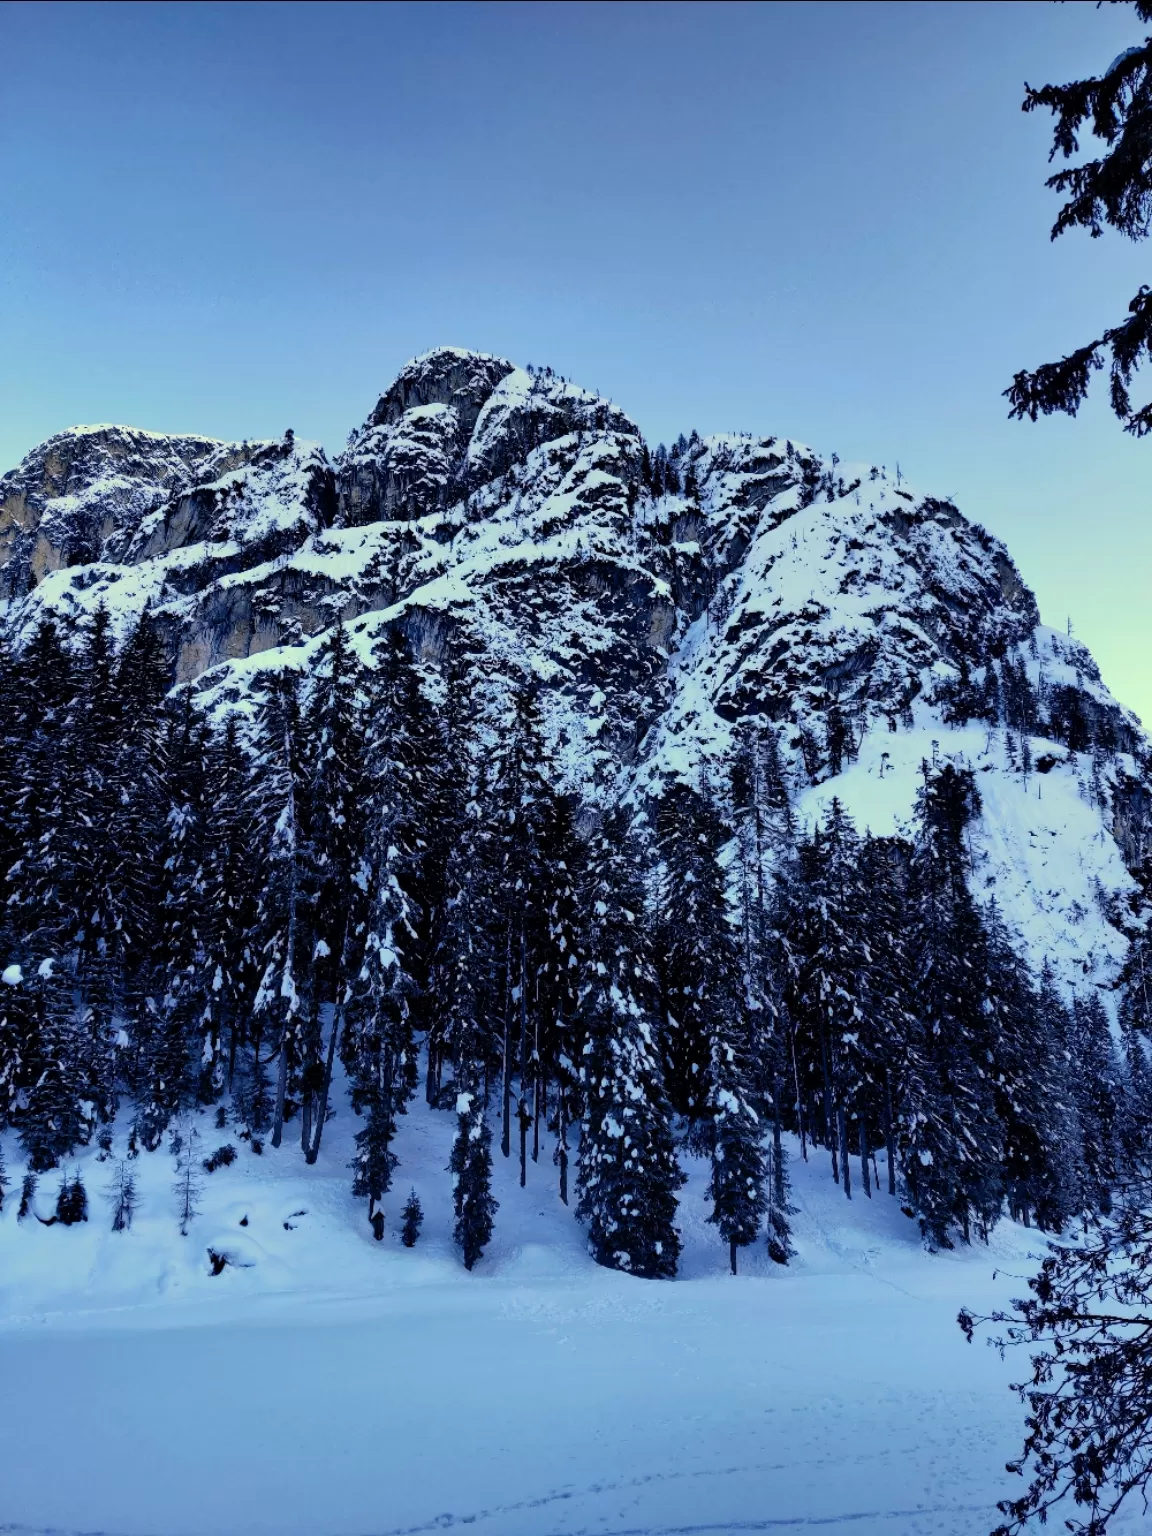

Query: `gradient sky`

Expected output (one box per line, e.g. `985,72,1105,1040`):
2,1,1149,721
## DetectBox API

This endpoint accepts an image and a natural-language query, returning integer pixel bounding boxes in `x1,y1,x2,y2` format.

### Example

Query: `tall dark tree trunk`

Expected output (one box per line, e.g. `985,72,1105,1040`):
772,1085,786,1208
557,1093,569,1205
729,1239,738,1276
859,1119,871,1198
790,1024,807,1160
838,1105,852,1199
532,1016,542,1163
883,1070,897,1195
270,1034,289,1148
227,1017,239,1093
517,927,529,1136
306,1002,342,1165
518,1099,530,1187
820,1030,838,1182
501,931,513,1158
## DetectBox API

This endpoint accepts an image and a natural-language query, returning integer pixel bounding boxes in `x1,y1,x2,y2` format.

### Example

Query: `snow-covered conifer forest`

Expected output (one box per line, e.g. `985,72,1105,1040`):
2,347,1151,1534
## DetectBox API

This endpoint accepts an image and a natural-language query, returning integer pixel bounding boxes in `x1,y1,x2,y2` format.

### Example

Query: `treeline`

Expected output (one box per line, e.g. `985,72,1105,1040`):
0,614,1149,1274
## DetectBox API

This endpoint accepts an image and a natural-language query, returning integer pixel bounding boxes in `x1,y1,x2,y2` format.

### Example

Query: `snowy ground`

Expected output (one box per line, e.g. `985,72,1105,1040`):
0,1084,1127,1536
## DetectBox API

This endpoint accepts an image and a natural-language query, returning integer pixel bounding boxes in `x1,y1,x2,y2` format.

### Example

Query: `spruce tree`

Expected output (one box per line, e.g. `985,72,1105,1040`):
707,1015,769,1274
249,669,312,1149
481,682,559,1165
1071,991,1122,1214
55,1171,88,1225
576,811,683,1279
131,692,204,1149
902,765,1003,1247
198,719,262,1123
19,960,95,1171
401,1189,423,1247
655,781,767,1271
438,800,499,1270
300,624,372,1161
788,801,874,1197
343,627,438,1214
109,1160,137,1232
988,929,1083,1233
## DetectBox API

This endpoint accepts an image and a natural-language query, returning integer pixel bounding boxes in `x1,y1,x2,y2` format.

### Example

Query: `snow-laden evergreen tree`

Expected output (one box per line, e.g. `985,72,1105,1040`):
109,1159,137,1232
299,624,372,1161
172,1119,202,1236
6,614,125,1133
655,781,767,1271
575,810,683,1279
529,789,583,1183
985,915,1082,1232
730,720,797,1254
112,613,172,972
480,681,562,1165
198,719,262,1125
654,781,732,1122
1028,965,1087,1232
130,691,204,1150
248,669,312,1149
55,1171,88,1225
401,1189,423,1247
58,610,126,1036
4,619,77,950
786,801,874,1197
421,641,476,1108
855,833,917,1198
902,764,1004,1247
707,1005,770,1274
19,959,96,1171
437,783,500,1269
0,961,31,1133
344,627,440,1218
1070,990,1123,1214
450,1061,497,1271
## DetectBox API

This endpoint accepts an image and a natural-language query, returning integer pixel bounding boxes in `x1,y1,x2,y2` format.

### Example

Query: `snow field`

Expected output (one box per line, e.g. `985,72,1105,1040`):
0,1075,1119,1536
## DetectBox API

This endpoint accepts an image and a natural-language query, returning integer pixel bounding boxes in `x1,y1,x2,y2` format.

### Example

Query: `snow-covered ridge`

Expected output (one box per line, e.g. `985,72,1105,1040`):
2,345,1148,991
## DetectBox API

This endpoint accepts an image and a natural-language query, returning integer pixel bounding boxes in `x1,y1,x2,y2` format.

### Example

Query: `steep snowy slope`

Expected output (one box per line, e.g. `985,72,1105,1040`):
1,346,1148,984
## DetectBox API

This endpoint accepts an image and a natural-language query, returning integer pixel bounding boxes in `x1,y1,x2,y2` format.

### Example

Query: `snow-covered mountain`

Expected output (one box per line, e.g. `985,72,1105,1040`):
2,345,1147,988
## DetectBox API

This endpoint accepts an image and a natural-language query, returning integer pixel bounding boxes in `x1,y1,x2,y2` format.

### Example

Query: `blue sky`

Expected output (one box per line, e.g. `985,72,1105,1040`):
2,0,1148,719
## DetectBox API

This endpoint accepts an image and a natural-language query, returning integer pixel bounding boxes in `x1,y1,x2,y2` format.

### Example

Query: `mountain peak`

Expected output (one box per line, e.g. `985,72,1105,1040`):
365,347,516,433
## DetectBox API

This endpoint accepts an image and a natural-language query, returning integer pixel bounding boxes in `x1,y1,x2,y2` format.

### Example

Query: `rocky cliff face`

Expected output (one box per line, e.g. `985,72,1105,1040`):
2,346,1148,987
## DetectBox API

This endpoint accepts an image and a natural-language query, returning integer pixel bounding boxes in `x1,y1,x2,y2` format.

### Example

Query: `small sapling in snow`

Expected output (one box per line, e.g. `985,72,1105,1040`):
109,1162,137,1232
401,1190,424,1247
17,1173,36,1221
55,1172,88,1226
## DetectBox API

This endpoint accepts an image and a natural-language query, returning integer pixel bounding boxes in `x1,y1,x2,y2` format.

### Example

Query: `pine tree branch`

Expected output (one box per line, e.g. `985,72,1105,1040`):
1011,6,1152,430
